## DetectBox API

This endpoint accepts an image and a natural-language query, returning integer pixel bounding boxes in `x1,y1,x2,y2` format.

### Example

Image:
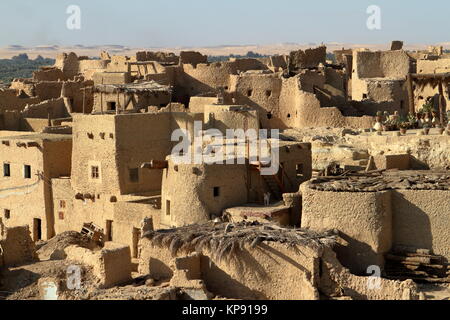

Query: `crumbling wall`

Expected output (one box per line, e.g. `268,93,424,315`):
352,50,411,103
354,50,410,79
417,59,450,74
320,248,418,300
139,235,418,300
61,80,94,114
139,240,321,300
136,51,179,64
346,134,450,170
0,223,37,267
113,200,160,254
54,53,80,79
289,46,326,71
203,104,259,134
92,72,131,85
21,98,69,119
33,68,66,81
180,51,207,66
64,242,132,288
0,88,40,112
295,91,374,129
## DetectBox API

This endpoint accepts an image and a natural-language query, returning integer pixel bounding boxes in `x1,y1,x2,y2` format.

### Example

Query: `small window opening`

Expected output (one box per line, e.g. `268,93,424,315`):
166,200,171,216
3,163,10,177
129,168,139,183
91,166,100,179
213,187,220,197
24,165,31,179
107,102,116,111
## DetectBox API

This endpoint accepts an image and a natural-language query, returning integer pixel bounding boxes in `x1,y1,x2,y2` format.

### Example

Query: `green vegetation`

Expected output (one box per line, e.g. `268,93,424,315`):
0,54,55,84
208,51,269,62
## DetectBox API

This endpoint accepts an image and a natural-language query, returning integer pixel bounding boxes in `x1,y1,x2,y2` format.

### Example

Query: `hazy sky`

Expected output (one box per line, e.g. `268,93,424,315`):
0,0,448,47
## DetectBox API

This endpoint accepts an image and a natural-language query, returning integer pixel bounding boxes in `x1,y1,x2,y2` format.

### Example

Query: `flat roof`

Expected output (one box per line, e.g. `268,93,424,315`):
309,170,450,192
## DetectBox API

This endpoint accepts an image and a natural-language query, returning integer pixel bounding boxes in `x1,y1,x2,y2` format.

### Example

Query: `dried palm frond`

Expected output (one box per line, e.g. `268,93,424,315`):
146,221,338,263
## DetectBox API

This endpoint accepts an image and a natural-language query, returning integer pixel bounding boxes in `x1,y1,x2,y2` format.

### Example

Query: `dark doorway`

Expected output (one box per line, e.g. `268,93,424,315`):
132,227,141,259
106,220,113,241
33,218,42,241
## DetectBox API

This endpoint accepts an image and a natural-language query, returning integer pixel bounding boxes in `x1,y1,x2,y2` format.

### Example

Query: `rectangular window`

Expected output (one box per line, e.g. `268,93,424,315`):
107,101,116,111
60,200,66,209
213,187,220,197
129,168,139,183
3,163,10,177
4,209,11,219
58,212,64,220
166,200,171,216
91,166,99,179
24,165,31,179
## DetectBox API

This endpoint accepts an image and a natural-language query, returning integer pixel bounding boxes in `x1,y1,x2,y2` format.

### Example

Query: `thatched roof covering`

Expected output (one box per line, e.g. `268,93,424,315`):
94,81,171,94
309,170,450,192
411,73,450,89
144,221,337,263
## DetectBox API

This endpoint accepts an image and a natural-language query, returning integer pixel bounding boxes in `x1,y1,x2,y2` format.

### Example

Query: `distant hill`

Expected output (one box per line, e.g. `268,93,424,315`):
0,54,55,84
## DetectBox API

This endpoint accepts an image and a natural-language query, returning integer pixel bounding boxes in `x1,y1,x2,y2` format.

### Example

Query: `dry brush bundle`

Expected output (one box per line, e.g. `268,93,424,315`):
144,221,337,264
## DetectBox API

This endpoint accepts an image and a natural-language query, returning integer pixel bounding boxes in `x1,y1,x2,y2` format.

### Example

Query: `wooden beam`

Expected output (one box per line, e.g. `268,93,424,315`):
141,160,169,170
410,73,450,80
406,74,415,114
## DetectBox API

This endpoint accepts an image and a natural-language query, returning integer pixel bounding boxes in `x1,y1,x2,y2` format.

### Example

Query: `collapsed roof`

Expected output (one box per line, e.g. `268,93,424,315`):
94,80,172,94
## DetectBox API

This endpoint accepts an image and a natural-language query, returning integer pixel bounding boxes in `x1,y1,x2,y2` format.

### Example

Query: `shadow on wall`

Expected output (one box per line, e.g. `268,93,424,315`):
233,93,288,130
200,254,266,300
409,156,430,170
258,244,312,275
392,193,434,258
333,234,380,276
174,73,216,108
149,257,174,279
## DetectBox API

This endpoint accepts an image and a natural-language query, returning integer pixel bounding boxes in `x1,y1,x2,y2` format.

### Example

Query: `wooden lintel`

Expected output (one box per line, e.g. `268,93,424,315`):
141,160,169,170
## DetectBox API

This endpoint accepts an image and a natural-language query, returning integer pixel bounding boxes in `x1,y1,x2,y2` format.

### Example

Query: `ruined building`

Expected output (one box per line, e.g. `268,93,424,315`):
0,42,449,300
